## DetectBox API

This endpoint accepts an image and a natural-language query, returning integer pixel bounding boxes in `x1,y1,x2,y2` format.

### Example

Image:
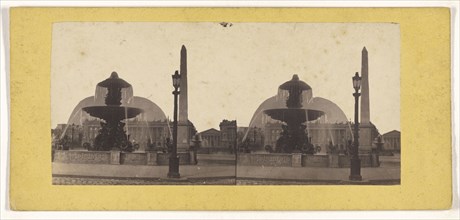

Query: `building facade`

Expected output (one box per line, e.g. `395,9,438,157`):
219,120,237,150
197,120,238,153
382,130,401,152
52,123,84,149
236,126,265,152
199,128,221,148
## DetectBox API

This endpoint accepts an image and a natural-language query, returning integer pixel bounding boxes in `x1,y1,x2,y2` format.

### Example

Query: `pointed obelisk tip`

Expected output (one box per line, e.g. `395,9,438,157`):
362,46,367,52
181,45,186,51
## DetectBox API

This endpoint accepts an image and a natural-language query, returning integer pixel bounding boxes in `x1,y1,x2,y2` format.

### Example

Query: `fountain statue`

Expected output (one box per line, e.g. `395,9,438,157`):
263,74,325,154
82,72,143,152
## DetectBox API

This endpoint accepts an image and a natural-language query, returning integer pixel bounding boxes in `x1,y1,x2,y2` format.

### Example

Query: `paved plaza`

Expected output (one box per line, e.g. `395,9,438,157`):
52,154,399,185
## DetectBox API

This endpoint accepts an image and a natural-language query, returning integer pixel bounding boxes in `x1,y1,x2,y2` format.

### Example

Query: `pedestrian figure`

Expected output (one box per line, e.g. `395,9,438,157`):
165,137,172,153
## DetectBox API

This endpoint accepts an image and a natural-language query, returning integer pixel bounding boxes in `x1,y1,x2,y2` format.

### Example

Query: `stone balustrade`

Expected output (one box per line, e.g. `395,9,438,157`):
237,153,379,168
53,150,379,168
52,150,194,166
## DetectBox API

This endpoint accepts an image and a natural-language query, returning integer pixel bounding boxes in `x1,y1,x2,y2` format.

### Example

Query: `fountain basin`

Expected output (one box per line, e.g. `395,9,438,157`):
82,106,143,121
263,108,324,123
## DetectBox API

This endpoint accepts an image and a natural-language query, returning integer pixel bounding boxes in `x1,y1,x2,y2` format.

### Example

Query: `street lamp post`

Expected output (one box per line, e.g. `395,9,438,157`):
349,72,363,181
168,70,181,178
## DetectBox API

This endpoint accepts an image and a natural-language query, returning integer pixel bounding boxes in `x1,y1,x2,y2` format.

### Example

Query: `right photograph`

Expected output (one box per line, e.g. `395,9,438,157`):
233,24,400,185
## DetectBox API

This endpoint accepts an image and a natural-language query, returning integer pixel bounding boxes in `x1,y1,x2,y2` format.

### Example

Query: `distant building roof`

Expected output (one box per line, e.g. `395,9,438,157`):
383,130,401,136
199,128,220,135
220,119,237,127
55,124,67,130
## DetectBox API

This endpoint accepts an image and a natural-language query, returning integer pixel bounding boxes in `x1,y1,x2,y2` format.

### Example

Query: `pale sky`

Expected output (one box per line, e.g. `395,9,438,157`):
51,22,400,134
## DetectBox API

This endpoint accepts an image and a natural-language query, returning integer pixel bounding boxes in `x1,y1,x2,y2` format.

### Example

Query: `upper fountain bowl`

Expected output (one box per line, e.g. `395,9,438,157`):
278,74,313,109
94,72,134,106
97,71,132,89
279,74,312,91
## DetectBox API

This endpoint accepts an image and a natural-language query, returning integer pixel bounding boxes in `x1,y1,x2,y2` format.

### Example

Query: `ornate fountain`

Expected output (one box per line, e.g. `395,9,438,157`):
82,72,143,152
263,74,324,154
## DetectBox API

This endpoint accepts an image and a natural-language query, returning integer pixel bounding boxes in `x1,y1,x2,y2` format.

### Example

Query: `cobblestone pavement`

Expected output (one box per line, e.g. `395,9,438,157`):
53,176,236,185
53,176,398,185
236,179,338,185
236,179,400,185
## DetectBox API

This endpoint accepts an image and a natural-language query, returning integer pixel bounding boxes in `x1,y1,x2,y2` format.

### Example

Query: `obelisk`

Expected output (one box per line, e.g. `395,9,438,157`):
359,47,373,153
177,45,190,151
360,47,370,124
179,45,188,122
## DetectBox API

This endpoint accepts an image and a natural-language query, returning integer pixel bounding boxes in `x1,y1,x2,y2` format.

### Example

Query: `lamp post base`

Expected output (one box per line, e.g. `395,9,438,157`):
167,156,180,178
349,158,362,181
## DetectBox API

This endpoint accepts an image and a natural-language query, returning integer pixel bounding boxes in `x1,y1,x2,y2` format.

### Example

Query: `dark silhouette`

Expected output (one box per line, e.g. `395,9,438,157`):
264,75,325,154
82,72,143,152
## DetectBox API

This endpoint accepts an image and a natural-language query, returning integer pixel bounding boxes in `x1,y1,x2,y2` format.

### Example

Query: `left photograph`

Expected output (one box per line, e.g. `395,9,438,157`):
51,22,237,185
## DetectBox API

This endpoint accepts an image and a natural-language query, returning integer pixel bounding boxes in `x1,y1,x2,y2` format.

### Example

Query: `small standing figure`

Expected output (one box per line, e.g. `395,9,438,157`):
346,139,353,156
190,135,201,165
165,137,172,153
376,135,384,152
264,145,274,153
146,139,153,151
328,140,338,155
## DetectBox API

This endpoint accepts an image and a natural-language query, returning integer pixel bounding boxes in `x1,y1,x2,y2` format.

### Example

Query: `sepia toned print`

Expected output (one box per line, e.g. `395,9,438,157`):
51,22,400,185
